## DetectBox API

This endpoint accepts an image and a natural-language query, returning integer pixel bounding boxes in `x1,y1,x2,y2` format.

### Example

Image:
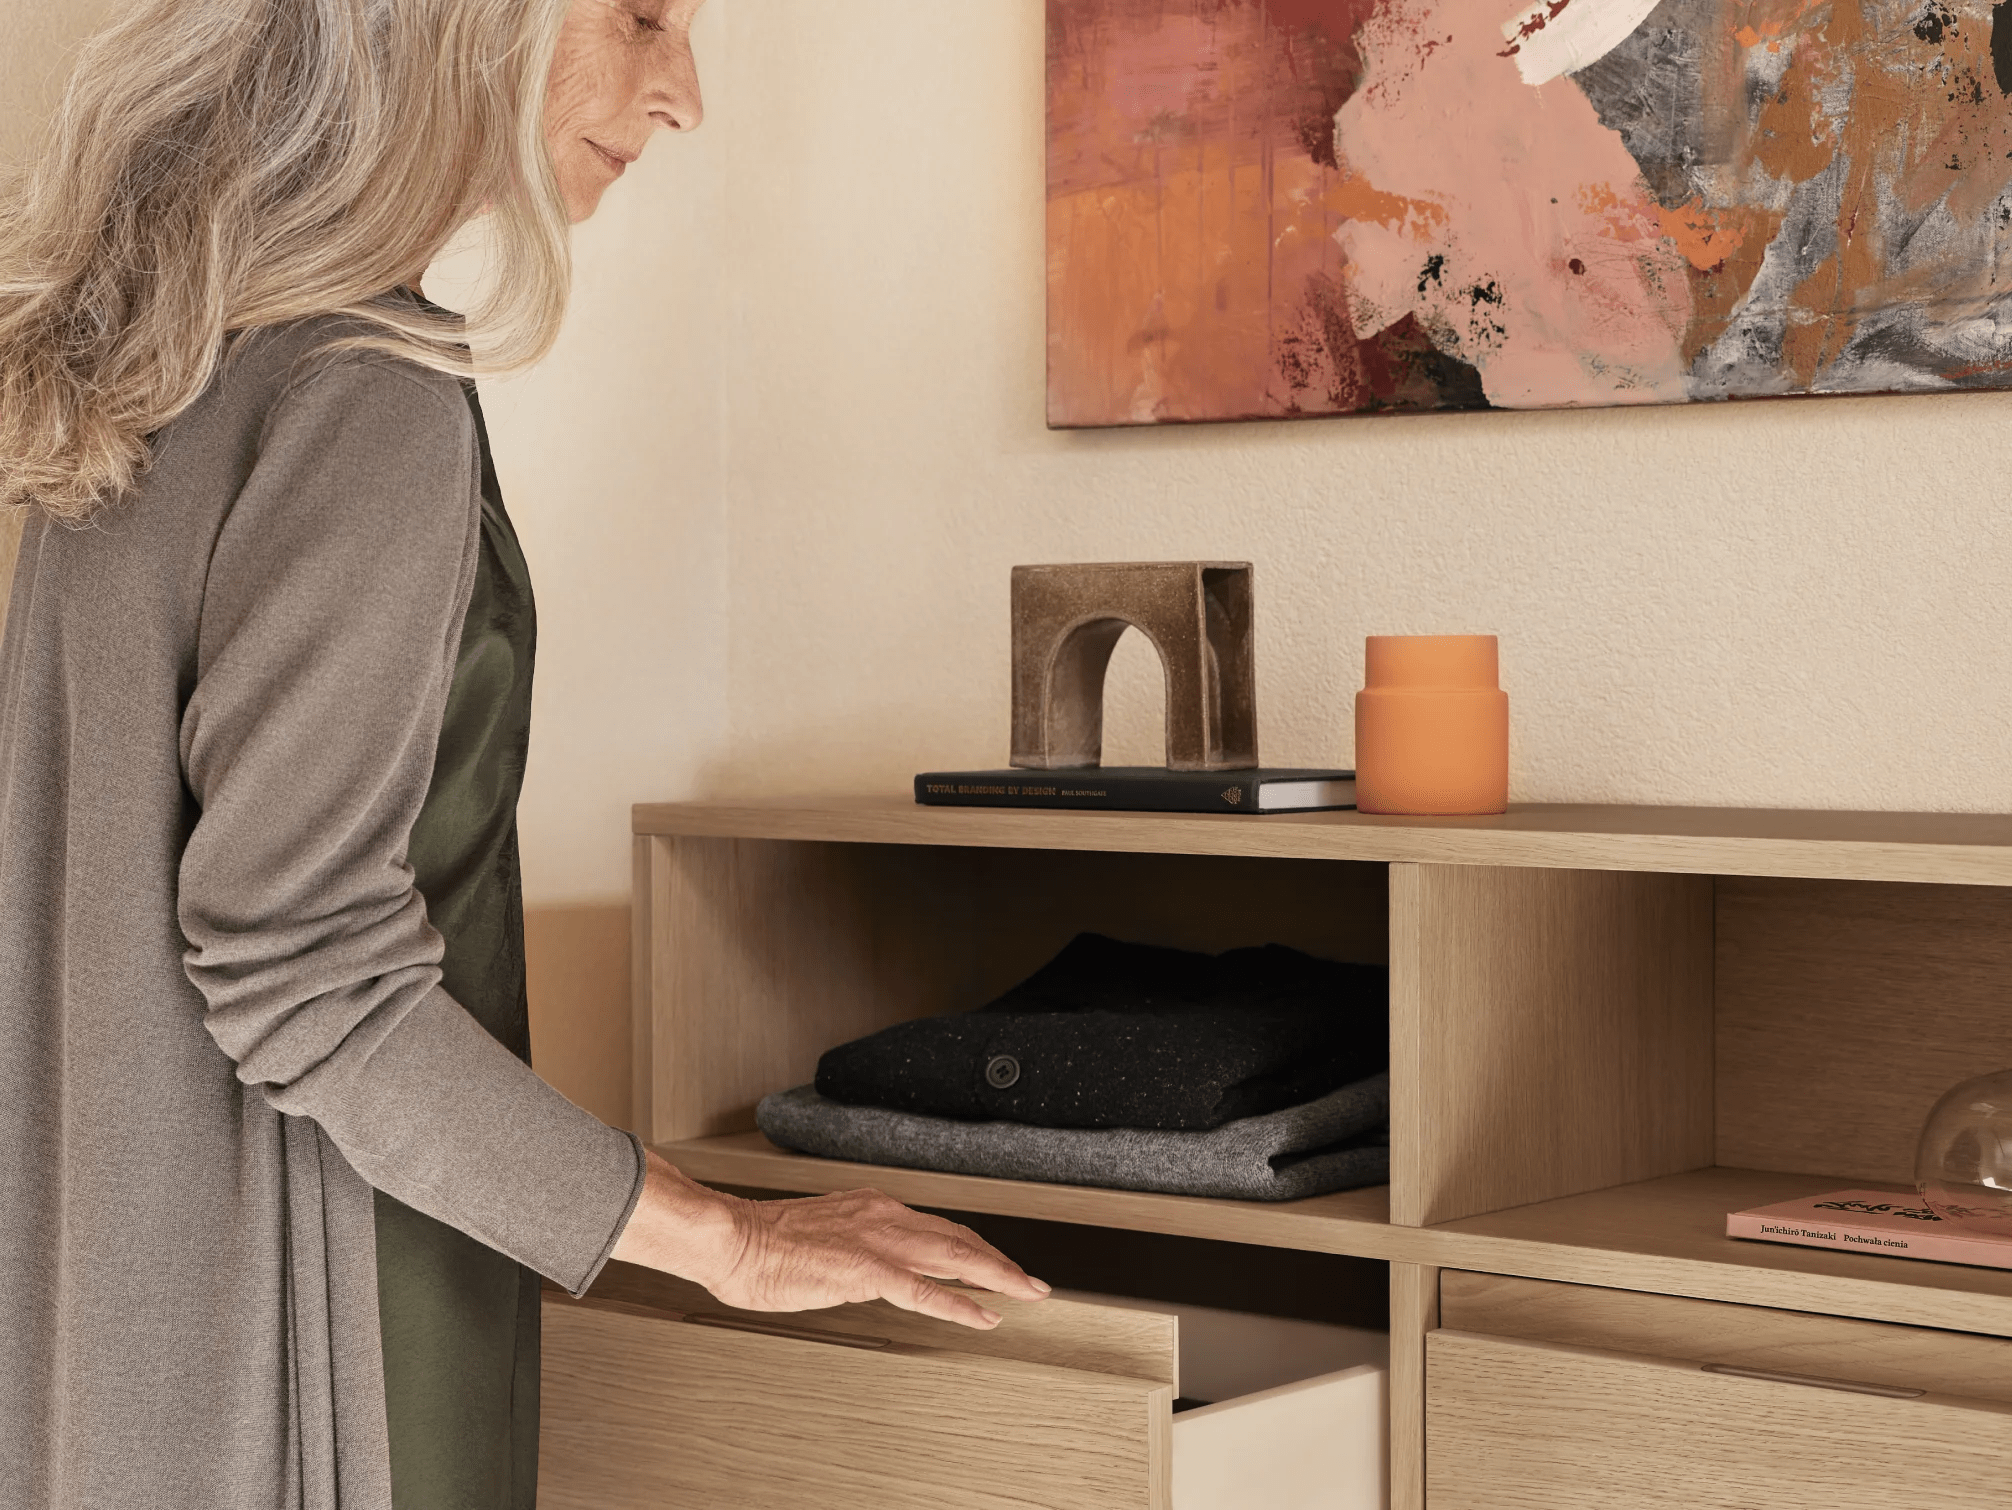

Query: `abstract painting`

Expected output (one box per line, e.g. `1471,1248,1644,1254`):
1046,0,2012,424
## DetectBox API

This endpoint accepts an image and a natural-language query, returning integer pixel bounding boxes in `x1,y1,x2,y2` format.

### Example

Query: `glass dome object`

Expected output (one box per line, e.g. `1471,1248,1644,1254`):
1915,1069,2012,1238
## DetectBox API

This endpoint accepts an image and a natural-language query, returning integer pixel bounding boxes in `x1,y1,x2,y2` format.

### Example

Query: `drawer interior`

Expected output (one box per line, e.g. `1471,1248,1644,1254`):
965,1221,1393,1508
941,1208,1391,1329
1061,1287,1387,1408
1069,1291,1384,1510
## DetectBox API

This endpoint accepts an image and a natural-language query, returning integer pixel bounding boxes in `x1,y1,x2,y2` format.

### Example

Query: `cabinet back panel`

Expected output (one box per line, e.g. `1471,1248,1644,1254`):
961,847,1387,1003
1392,865,1715,1226
1716,877,2012,1182
643,837,1386,1140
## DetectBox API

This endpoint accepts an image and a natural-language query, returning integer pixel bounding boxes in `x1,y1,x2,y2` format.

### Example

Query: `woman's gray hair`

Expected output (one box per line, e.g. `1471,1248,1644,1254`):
0,0,576,520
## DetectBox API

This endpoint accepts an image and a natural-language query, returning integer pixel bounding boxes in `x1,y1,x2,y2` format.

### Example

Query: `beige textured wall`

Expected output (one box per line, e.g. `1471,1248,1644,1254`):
0,3,113,163
0,0,119,627
713,1,2012,813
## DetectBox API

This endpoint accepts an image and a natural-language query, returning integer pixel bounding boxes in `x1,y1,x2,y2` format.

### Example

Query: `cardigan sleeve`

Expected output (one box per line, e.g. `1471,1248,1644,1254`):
176,351,643,1297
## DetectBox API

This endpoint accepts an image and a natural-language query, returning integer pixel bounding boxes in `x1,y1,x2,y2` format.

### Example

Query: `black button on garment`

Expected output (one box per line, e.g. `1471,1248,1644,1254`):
985,1054,1021,1089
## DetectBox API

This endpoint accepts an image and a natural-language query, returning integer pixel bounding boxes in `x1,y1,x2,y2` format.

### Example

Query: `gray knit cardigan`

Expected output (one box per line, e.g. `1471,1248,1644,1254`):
0,318,644,1510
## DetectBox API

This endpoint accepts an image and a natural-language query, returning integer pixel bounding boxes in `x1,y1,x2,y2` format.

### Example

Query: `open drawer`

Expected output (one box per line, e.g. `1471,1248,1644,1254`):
1428,1272,2012,1509
542,1262,1387,1509
1066,1291,1387,1510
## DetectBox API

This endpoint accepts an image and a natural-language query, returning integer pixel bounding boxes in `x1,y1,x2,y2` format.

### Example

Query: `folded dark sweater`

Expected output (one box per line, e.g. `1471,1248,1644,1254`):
757,1074,1390,1202
814,933,1388,1131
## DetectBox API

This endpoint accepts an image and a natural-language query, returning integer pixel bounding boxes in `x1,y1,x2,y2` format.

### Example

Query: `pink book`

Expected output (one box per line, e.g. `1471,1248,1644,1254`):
1727,1189,2012,1270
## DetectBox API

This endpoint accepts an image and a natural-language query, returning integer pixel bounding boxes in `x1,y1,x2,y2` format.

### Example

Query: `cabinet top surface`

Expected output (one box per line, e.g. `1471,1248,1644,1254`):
632,796,2012,885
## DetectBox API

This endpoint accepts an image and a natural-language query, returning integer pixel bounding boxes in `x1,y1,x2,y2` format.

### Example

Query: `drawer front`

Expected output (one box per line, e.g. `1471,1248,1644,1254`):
1426,1328,2012,1510
1440,1270,2012,1402
541,1271,1175,1510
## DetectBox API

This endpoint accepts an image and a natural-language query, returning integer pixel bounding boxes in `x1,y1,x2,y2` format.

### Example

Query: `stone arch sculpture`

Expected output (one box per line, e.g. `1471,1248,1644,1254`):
1009,561,1257,772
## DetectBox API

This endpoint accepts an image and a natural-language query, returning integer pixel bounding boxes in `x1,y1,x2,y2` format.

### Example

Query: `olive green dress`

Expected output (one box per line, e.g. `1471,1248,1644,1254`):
378,384,541,1510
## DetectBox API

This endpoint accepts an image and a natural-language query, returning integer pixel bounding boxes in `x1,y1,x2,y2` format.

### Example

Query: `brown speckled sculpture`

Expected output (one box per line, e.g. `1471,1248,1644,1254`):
1010,561,1257,772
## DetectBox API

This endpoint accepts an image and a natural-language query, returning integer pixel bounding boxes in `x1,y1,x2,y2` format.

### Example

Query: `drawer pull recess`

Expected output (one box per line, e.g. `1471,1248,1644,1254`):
683,1312,892,1350
1701,1362,1925,1400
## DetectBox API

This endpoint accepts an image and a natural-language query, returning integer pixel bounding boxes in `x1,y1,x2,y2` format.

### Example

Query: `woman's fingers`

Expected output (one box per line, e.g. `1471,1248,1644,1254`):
902,1233,1050,1301
660,1181,1051,1324
875,1265,1003,1330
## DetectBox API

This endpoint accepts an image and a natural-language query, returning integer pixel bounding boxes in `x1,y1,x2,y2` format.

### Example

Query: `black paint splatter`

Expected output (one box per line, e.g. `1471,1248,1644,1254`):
1417,254,1446,296
1916,1,1953,44
1994,0,2012,93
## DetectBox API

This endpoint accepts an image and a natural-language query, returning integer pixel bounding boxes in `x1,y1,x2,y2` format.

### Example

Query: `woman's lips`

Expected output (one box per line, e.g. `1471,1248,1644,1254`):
587,140,631,176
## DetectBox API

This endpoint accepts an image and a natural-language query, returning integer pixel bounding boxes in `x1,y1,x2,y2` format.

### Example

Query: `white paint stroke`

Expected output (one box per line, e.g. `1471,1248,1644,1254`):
1499,0,1663,86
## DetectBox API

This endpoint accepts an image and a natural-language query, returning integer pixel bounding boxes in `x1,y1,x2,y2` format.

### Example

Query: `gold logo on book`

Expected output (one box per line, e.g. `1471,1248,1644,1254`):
1221,788,1243,806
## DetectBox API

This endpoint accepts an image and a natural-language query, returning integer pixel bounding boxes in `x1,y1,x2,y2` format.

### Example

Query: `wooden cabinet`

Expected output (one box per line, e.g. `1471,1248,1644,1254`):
557,798,2012,1507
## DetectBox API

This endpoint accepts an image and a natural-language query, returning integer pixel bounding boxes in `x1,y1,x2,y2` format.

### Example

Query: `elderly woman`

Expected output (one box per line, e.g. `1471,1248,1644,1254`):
0,3,1045,1508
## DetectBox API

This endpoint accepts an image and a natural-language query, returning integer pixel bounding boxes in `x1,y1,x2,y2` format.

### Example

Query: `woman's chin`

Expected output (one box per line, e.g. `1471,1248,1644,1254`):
562,184,606,224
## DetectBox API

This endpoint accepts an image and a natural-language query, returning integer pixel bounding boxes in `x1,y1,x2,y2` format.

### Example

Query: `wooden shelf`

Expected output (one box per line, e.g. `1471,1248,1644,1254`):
633,796,2012,886
656,1132,1396,1257
1423,1168,2012,1339
663,1140,2012,1340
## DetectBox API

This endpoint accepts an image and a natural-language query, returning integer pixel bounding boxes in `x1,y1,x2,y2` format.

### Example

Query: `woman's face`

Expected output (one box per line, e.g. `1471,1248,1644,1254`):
546,0,706,223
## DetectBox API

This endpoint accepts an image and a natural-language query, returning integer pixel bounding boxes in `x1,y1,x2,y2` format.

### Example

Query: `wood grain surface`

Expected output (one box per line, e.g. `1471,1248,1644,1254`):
658,1131,1395,1254
542,1294,1173,1510
583,1259,1179,1387
1426,1329,2012,1509
637,835,981,1142
1425,1167,2012,1337
633,796,2012,886
0,509,20,631
1388,1263,1439,1510
1716,876,2012,1182
1441,1270,2012,1401
524,902,630,1128
1390,864,1714,1225
616,801,2012,1506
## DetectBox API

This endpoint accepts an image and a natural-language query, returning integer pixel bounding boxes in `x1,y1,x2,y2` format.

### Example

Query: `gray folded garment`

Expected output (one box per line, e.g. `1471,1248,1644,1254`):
755,1072,1389,1202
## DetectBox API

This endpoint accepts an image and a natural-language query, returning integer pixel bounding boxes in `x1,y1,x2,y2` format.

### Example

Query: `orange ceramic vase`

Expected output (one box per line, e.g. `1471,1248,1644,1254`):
1354,635,1508,815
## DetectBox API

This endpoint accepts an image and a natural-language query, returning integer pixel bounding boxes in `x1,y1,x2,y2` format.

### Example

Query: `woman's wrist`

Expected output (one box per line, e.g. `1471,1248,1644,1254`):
609,1147,750,1289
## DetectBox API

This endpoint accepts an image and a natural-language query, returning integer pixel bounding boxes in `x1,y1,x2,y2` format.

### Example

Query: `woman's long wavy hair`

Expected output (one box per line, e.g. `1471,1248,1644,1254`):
0,0,576,521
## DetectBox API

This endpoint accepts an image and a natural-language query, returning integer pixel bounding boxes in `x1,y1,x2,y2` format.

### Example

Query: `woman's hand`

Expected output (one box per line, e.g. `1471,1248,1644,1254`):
610,1148,1049,1329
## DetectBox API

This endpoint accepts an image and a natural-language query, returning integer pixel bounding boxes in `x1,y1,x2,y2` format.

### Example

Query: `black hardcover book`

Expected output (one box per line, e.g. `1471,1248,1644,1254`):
914,767,1357,814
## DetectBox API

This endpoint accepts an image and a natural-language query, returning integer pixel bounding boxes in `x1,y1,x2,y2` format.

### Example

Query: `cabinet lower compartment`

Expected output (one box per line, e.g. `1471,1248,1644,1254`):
1428,1275,2012,1509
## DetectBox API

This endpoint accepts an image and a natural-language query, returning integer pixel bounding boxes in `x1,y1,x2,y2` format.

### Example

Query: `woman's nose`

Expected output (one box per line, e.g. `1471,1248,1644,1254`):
650,38,703,133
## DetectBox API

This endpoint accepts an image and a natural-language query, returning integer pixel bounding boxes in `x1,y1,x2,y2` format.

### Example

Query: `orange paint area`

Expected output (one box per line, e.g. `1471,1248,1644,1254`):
1657,199,1748,271
1046,0,1479,425
1048,0,2012,425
